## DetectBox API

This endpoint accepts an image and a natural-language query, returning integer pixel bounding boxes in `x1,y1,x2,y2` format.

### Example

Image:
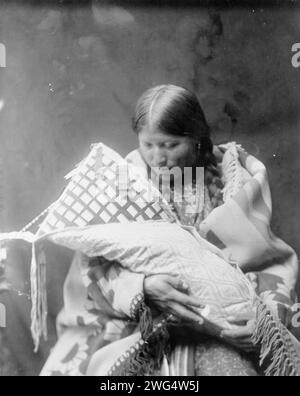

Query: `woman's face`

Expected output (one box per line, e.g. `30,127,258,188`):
138,127,196,170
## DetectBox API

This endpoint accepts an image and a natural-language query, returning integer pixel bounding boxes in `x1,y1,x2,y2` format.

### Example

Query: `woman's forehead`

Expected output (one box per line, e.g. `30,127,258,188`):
139,127,186,142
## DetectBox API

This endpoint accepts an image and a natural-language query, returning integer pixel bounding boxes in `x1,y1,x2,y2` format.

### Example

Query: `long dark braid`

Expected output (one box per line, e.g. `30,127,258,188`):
196,136,224,208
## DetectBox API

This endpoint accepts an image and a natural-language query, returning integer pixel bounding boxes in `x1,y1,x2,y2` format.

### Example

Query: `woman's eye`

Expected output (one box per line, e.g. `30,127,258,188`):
165,143,178,149
143,143,152,149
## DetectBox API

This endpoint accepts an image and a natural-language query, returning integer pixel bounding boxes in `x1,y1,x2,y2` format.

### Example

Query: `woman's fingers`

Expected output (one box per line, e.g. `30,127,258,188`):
166,277,204,308
168,301,204,324
220,319,258,352
166,276,190,293
221,336,257,352
221,328,251,339
225,337,253,346
165,313,181,324
144,274,206,322
170,288,204,310
173,279,191,294
221,319,255,338
227,312,255,324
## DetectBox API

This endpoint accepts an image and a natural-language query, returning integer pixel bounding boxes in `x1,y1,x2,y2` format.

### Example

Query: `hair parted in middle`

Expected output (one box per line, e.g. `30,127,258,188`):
132,84,216,169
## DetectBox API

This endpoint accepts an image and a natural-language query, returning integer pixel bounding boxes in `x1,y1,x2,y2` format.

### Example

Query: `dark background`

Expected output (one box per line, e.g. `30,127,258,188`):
0,0,300,375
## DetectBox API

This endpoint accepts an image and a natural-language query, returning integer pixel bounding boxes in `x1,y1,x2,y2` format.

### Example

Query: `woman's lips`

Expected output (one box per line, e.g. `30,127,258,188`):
152,168,173,177
151,165,173,171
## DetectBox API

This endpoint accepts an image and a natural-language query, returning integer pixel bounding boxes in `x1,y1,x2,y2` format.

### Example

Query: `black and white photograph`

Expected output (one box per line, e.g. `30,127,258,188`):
1,0,300,378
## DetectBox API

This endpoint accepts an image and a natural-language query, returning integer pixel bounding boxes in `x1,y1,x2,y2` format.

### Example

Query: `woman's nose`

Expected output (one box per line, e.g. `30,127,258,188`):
156,160,167,167
153,151,167,167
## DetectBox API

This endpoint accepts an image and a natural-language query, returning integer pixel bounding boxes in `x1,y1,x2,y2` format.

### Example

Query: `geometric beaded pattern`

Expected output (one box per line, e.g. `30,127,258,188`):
38,143,174,236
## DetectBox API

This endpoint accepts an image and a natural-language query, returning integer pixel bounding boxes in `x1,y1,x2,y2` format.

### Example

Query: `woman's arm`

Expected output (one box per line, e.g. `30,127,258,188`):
84,256,205,324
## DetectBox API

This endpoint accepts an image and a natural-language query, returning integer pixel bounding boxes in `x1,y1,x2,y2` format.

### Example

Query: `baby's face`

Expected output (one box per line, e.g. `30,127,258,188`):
138,127,196,171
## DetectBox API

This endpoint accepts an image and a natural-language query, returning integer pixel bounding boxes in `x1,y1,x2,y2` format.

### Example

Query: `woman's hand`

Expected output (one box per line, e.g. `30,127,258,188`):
144,274,205,325
220,313,258,353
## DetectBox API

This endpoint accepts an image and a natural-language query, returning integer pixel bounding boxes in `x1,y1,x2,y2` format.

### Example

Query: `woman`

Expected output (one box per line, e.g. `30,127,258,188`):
126,84,258,375
40,84,297,376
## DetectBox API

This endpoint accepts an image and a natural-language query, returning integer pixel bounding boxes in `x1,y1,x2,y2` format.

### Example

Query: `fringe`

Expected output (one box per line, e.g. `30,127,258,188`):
130,293,154,340
30,242,48,352
108,321,170,376
252,300,300,376
138,301,154,340
109,297,169,376
221,142,245,202
40,247,48,341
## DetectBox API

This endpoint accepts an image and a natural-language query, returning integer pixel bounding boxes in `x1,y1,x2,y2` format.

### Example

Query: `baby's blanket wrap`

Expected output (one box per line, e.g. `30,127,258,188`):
0,142,299,376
